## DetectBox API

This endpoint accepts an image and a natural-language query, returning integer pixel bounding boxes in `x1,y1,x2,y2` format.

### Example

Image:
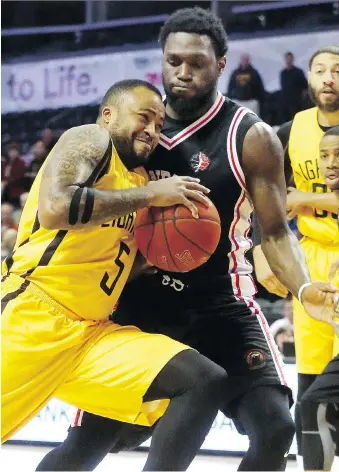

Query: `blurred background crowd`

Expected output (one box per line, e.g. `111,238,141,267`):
2,0,339,362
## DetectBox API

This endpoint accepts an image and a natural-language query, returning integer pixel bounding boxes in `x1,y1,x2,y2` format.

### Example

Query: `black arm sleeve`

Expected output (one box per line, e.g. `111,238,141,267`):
252,120,293,247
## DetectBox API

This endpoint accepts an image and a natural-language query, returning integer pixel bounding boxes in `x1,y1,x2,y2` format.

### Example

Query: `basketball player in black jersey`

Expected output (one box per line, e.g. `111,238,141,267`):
36,8,339,472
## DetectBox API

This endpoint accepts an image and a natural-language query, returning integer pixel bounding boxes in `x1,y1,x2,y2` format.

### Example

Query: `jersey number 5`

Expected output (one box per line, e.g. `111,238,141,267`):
100,241,130,296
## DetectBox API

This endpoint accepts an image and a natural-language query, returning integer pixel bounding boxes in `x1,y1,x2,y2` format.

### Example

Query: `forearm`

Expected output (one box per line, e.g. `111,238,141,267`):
300,192,339,214
40,185,150,230
261,229,310,298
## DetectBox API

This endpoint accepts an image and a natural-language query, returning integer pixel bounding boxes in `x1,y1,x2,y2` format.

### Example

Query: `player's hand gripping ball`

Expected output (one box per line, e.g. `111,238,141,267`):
134,199,221,272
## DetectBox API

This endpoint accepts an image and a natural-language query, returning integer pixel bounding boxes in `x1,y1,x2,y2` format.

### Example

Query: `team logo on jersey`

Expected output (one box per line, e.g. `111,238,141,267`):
175,249,195,266
190,152,210,172
244,349,266,370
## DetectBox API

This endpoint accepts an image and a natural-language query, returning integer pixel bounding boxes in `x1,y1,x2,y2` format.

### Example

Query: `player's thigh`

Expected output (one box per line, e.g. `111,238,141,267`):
186,298,291,414
1,275,86,439
55,324,190,426
2,277,83,392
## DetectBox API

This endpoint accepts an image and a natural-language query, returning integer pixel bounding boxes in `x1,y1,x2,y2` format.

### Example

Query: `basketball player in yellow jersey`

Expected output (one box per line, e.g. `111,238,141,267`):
300,127,339,472
252,45,339,462
1,79,229,471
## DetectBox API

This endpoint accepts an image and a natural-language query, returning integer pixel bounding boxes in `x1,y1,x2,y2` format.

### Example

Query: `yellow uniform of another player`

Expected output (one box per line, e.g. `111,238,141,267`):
1,142,188,442
289,107,339,374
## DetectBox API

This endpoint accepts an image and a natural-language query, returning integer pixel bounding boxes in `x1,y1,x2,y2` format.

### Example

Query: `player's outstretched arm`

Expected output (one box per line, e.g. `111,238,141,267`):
39,124,210,230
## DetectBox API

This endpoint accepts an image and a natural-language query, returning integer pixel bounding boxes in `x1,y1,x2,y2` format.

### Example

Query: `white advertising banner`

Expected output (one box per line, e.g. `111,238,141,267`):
2,29,338,114
10,363,298,455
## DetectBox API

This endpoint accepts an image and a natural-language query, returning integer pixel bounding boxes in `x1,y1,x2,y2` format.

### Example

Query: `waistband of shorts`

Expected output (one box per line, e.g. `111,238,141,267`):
4,273,81,321
301,236,339,250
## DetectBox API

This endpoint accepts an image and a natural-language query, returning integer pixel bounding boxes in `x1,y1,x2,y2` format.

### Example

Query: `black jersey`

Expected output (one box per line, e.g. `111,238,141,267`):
143,92,261,299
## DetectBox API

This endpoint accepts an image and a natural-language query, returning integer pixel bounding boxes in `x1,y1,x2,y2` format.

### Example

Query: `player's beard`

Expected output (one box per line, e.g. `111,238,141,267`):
111,129,143,170
164,76,217,118
308,83,339,112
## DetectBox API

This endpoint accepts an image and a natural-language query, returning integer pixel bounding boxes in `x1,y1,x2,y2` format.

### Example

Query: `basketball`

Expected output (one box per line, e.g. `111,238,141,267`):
134,200,221,272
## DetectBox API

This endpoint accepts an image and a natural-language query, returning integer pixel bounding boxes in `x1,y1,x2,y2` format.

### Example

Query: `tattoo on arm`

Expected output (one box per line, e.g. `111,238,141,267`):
39,124,150,230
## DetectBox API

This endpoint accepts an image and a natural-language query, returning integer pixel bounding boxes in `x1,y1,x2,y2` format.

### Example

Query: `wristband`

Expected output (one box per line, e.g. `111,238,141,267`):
298,282,312,305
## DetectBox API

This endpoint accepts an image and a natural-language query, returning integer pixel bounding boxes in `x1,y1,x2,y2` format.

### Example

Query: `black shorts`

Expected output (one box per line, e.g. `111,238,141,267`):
301,354,339,404
112,274,293,417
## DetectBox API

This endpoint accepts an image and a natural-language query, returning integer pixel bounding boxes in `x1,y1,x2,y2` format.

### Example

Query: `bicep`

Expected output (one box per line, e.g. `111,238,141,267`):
242,123,289,239
39,124,110,217
40,125,109,199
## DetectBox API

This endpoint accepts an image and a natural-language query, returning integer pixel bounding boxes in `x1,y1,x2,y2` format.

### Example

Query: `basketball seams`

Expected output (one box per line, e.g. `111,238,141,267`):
172,206,215,256
135,202,221,272
160,208,181,271
134,216,220,230
145,207,156,262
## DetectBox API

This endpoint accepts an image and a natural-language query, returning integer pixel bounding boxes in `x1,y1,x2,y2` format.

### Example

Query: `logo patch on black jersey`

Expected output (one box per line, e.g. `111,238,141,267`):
190,152,210,172
244,349,266,370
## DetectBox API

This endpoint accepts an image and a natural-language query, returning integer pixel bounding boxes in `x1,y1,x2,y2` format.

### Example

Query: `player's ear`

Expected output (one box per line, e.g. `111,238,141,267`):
102,106,118,124
218,56,226,76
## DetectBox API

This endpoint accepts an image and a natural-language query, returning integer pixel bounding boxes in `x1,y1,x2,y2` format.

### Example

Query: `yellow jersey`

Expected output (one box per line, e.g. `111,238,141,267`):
289,107,339,244
2,142,148,320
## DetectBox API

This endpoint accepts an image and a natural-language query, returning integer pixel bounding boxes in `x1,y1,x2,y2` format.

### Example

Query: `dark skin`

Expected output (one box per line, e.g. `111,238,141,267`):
163,32,337,325
38,86,211,230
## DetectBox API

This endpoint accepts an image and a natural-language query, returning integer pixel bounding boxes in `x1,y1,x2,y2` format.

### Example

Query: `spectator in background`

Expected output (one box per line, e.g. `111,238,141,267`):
41,127,57,153
1,143,26,206
13,192,29,225
25,140,48,190
1,203,18,236
1,228,17,262
280,52,308,123
270,295,295,360
227,53,265,115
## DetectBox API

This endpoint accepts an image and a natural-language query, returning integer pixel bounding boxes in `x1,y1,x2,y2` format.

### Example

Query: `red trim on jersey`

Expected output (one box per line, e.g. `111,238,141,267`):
159,92,225,149
73,408,83,427
230,191,247,297
229,108,247,190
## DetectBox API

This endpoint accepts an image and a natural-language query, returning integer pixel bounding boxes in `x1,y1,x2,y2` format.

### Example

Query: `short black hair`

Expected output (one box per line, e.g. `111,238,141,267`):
99,79,162,115
309,45,339,69
159,6,228,58
284,51,293,57
322,125,339,139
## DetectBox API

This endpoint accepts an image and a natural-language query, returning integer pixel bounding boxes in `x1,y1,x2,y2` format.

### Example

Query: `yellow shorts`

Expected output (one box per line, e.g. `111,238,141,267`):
1,274,190,442
293,237,339,374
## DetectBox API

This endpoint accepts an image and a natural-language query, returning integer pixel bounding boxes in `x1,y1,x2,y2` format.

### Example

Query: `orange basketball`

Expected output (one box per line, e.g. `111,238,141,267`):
134,200,221,272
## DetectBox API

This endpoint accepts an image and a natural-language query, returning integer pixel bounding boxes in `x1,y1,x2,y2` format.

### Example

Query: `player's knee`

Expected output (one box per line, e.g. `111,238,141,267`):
187,353,227,401
251,411,295,452
270,415,295,451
